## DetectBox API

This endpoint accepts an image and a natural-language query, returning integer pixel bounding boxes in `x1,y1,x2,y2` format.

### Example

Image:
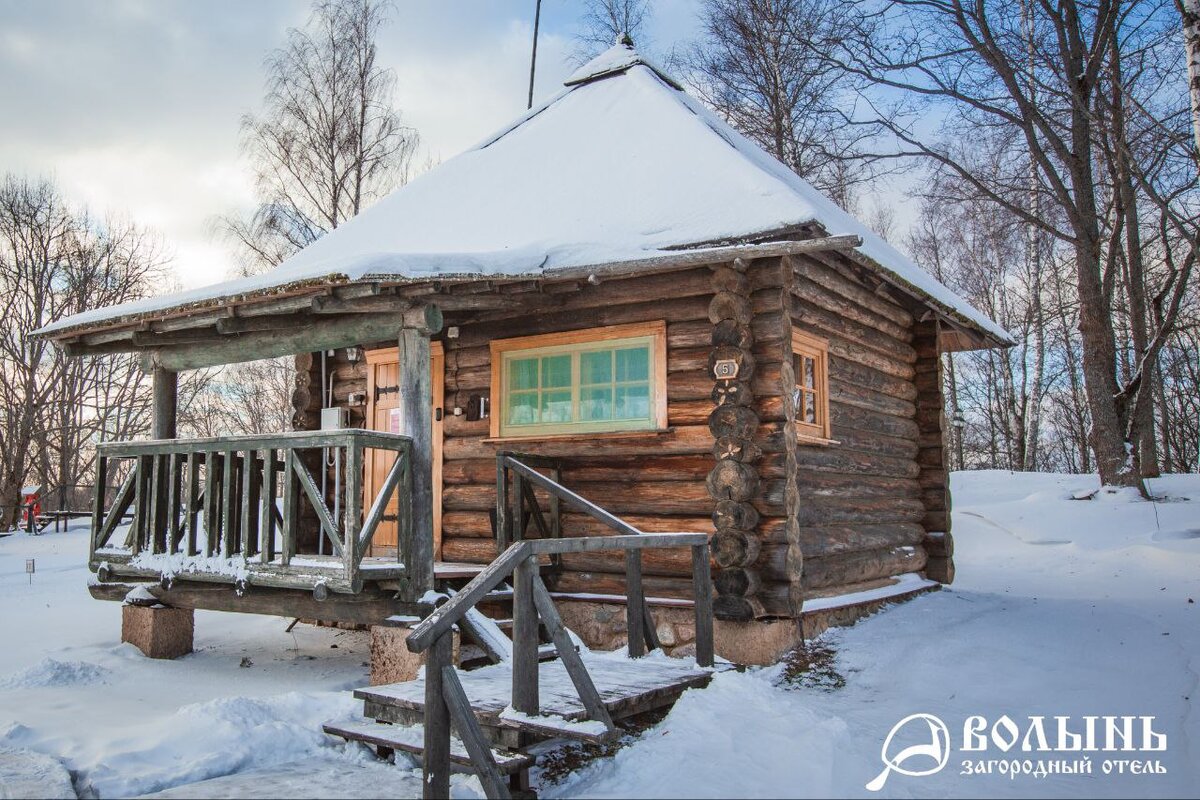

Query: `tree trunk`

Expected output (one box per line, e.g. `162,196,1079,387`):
1181,0,1200,158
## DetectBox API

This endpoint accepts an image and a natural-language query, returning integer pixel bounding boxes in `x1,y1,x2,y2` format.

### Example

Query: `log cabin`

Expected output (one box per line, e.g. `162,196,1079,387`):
34,42,1012,667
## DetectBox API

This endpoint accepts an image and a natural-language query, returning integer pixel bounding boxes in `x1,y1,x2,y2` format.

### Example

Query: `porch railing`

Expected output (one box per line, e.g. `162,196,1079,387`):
89,429,418,599
406,453,714,799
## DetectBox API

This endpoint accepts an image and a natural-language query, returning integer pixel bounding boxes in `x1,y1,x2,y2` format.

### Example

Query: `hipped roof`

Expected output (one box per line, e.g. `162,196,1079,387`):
38,43,1012,346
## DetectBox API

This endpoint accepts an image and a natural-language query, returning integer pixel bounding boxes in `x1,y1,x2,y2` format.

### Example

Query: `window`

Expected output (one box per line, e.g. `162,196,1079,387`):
791,329,831,440
489,322,668,439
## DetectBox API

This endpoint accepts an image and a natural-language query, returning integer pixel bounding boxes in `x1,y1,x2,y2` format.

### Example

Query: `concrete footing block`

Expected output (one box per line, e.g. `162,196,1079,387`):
121,604,194,660
370,624,460,686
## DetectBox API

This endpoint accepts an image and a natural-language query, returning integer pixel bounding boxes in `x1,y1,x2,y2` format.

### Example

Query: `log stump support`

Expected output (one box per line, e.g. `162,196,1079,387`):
707,260,765,621
913,319,955,583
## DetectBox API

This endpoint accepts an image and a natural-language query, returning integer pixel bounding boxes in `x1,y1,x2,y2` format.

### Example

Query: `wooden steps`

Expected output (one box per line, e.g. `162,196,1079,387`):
356,653,713,743
323,719,531,774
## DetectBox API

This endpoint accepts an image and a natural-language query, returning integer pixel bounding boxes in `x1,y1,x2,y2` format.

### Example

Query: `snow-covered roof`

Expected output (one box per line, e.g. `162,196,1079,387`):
38,43,1011,345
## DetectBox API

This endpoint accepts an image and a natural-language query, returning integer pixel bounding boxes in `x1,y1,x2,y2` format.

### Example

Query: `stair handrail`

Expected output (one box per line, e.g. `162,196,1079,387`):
406,454,716,799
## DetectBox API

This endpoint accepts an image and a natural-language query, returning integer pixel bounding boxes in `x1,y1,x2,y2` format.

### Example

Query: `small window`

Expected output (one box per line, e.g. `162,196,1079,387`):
791,330,830,440
490,322,667,439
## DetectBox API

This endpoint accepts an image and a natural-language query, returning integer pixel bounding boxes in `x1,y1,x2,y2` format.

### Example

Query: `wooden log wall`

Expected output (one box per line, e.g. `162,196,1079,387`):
913,319,955,583
437,266,728,603
289,252,958,618
782,252,933,604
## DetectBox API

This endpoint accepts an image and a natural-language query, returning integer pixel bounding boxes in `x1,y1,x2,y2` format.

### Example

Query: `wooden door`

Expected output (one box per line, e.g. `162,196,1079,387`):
364,342,443,556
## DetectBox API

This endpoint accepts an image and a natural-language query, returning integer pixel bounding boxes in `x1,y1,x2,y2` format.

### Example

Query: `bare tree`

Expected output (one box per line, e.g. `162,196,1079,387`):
838,0,1196,490
574,0,653,63
222,0,419,273
0,176,166,527
683,0,881,209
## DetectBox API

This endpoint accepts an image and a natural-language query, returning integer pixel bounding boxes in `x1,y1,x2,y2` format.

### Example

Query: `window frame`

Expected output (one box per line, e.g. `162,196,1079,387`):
488,321,668,440
791,329,832,442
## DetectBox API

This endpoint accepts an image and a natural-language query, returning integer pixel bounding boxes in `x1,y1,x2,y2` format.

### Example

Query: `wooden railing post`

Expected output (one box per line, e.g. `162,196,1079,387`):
495,454,510,552
343,438,363,588
422,630,453,800
280,448,297,567
625,549,646,657
259,449,277,563
692,542,715,667
511,553,540,715
91,454,108,559
220,449,237,558
511,469,525,544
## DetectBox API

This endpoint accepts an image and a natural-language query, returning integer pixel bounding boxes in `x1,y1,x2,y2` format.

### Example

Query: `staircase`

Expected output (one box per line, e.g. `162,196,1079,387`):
324,453,716,799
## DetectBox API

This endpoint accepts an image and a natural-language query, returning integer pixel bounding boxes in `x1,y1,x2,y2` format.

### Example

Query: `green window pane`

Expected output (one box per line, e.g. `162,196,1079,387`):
509,358,538,391
614,384,650,420
580,350,612,385
508,391,538,425
580,386,613,421
541,355,571,388
615,346,649,382
541,389,573,423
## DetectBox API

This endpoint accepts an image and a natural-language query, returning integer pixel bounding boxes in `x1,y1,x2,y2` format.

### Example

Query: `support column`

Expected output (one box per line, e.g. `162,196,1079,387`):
150,366,178,550
151,366,178,439
397,305,442,598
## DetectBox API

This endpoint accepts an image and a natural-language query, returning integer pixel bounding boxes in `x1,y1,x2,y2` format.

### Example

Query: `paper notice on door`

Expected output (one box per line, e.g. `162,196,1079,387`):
388,408,402,434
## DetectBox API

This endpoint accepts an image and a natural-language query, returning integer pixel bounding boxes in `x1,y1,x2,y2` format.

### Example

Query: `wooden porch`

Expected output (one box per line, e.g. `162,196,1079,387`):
89,428,431,601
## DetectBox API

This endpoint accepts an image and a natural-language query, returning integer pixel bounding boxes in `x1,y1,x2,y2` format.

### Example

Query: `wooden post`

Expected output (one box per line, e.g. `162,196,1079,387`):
422,630,453,800
511,554,540,715
344,440,363,586
495,455,510,552
692,543,715,667
397,316,438,599
151,366,177,440
91,455,108,557
625,550,645,657
150,367,177,552
259,449,277,563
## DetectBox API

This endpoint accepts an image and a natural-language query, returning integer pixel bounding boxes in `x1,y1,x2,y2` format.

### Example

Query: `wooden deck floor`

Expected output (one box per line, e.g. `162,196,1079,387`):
356,653,713,739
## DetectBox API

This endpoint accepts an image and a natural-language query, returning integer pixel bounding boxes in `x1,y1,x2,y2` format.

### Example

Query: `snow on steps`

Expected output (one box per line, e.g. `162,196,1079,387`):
322,719,531,774
354,652,714,744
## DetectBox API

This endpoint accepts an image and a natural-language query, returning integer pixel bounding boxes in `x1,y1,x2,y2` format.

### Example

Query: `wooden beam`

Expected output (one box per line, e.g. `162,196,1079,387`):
216,313,313,335
312,295,413,314
87,579,414,625
141,307,442,371
398,326,435,596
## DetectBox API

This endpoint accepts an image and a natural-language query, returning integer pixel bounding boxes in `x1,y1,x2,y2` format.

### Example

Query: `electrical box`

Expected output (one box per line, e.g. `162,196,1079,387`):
320,407,348,430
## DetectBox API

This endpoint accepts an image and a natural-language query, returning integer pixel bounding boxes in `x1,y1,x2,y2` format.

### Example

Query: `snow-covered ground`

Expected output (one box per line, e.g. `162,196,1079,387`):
1,471,1197,798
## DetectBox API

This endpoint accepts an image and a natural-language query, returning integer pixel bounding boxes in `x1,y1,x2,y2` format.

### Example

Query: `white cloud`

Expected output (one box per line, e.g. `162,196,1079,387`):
0,1,701,292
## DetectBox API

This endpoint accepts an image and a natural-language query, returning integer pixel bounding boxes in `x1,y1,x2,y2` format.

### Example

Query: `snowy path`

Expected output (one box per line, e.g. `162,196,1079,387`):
1,472,1197,798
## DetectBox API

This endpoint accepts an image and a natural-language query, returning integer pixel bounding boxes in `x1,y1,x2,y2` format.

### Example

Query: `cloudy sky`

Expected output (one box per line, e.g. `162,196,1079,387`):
0,1,702,289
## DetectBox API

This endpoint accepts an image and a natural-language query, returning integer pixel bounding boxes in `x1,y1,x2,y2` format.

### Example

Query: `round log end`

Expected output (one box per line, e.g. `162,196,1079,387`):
712,436,762,464
712,499,760,531
711,320,752,351
712,530,762,569
711,380,753,408
706,459,760,503
708,404,759,441
712,594,756,621
707,291,752,325
313,581,330,602
714,566,762,597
